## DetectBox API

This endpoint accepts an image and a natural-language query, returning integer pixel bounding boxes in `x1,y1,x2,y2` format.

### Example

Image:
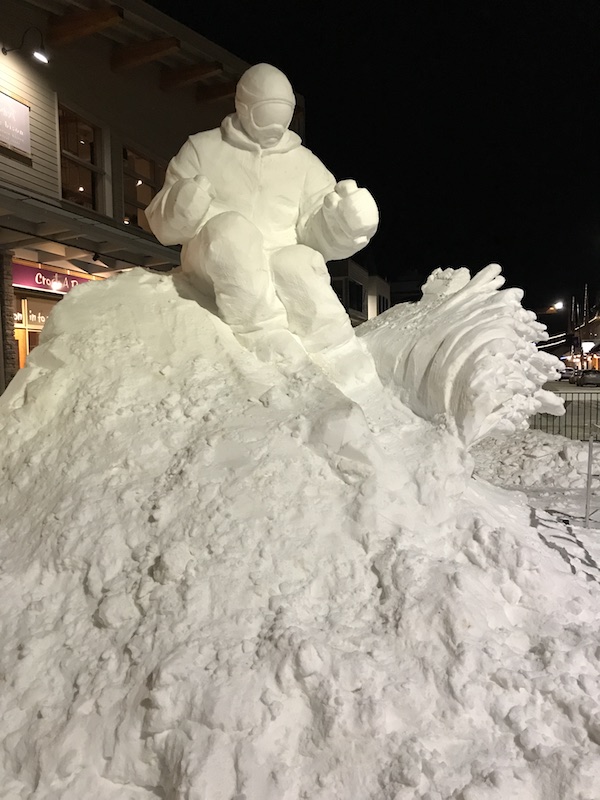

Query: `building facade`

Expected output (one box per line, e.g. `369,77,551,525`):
328,258,391,326
0,0,258,389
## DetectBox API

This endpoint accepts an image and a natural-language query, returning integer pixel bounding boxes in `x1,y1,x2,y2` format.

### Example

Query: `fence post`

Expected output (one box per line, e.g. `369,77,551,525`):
585,434,594,528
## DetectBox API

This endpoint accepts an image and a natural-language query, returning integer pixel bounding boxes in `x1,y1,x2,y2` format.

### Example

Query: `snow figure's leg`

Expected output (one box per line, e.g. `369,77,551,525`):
182,213,308,367
270,245,380,396
182,212,287,332
270,245,354,351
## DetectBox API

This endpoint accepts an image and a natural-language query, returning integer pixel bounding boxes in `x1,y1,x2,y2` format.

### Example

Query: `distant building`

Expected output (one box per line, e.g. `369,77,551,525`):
328,258,391,326
368,274,390,318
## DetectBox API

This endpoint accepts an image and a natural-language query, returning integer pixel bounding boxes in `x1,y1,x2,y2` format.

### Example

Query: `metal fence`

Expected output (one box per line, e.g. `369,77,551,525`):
530,391,600,441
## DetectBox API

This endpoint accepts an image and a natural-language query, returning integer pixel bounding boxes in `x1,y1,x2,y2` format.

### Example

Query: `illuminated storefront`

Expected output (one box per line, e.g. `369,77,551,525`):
11,259,102,368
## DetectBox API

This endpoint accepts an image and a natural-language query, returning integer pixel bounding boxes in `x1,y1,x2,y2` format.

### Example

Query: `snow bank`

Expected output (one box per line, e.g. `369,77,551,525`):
1,269,599,800
473,430,598,491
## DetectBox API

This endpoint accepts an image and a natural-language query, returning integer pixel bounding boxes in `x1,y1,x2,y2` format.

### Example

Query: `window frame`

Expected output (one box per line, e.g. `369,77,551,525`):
57,103,109,214
348,278,364,313
121,143,166,229
377,294,390,315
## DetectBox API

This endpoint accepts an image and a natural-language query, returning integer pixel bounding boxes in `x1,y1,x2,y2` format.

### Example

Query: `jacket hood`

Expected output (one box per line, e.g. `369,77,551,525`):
221,114,302,154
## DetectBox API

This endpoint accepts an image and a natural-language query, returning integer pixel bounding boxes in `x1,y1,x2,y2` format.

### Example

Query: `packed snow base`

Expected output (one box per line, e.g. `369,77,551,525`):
1,269,599,800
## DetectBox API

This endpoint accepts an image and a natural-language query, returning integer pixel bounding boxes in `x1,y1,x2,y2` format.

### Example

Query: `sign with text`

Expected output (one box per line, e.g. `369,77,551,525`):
12,262,93,294
0,91,31,157
25,296,56,328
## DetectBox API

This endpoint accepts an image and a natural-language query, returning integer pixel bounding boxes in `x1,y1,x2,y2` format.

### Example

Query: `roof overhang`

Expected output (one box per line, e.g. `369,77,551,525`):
0,183,180,274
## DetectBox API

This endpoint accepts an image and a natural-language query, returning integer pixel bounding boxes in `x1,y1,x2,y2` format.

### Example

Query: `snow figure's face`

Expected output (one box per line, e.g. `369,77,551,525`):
234,63,296,149
236,99,294,148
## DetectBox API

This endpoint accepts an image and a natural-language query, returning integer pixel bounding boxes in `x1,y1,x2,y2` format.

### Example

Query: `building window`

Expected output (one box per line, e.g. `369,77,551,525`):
377,295,390,314
122,146,165,230
13,294,59,368
332,277,345,305
59,107,102,210
348,279,364,312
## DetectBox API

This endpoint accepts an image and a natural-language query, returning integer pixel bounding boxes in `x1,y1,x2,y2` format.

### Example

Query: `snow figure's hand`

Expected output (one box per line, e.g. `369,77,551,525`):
193,174,216,200
152,174,216,244
323,180,379,245
358,263,565,448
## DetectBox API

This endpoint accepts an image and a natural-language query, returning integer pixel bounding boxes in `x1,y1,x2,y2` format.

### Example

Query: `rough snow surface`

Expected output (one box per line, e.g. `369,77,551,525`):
1,268,599,800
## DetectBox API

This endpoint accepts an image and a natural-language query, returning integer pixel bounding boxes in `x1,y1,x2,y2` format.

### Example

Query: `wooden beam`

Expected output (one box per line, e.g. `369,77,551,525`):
111,36,180,71
143,256,176,268
160,61,222,91
48,6,124,47
0,230,33,245
196,80,237,105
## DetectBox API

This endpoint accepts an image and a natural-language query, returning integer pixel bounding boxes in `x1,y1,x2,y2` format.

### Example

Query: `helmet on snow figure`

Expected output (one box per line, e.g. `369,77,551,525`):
235,63,296,148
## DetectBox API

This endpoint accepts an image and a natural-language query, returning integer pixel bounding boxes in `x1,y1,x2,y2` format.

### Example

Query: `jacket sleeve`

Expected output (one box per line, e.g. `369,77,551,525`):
145,138,213,246
296,153,369,262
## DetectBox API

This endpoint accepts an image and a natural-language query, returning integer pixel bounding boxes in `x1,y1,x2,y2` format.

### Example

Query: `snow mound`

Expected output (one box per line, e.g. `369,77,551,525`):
1,269,599,800
473,429,598,491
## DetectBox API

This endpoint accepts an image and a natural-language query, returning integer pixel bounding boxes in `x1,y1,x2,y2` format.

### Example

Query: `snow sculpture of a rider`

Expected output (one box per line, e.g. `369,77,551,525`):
145,63,379,386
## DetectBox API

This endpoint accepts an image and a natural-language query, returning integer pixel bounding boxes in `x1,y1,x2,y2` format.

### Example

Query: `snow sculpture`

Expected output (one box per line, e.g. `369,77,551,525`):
144,62,564,443
0,269,594,800
145,63,378,388
359,263,565,446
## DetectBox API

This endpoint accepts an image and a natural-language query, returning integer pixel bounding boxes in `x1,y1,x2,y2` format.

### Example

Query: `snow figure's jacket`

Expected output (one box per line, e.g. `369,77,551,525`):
145,115,366,261
145,63,379,378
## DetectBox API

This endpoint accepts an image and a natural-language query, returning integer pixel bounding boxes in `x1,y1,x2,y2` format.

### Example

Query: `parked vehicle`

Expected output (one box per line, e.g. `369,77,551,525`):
560,366,575,381
569,369,581,384
576,369,600,386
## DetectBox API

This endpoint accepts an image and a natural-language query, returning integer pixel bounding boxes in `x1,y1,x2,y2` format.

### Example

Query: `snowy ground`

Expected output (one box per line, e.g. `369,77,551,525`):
1,269,599,800
473,426,600,532
473,429,600,593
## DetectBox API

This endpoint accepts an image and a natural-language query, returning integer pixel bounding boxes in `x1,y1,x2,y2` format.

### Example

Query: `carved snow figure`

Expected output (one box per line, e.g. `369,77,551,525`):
145,63,379,393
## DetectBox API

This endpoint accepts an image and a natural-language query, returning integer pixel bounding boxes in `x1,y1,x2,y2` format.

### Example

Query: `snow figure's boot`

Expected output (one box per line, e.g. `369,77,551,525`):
236,327,311,374
311,336,382,402
270,244,382,398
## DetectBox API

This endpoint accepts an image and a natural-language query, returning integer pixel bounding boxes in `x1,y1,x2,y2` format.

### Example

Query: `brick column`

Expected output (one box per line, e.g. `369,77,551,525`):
0,250,18,392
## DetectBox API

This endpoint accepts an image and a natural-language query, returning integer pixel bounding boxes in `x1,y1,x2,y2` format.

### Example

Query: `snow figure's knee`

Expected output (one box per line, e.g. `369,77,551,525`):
272,245,329,284
203,211,259,243
201,213,264,276
302,247,329,280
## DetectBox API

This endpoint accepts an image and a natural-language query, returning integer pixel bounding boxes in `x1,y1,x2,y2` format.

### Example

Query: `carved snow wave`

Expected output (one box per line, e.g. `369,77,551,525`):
360,263,564,447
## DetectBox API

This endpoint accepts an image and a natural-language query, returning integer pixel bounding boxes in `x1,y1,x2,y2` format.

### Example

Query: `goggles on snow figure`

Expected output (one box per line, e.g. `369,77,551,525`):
241,100,295,129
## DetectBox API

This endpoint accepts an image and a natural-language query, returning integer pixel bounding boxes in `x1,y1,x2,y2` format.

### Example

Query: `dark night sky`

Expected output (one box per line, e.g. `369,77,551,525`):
148,0,600,312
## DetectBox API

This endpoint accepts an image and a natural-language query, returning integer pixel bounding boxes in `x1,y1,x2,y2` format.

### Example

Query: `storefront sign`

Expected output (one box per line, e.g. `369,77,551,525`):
0,91,31,157
26,297,56,327
12,262,92,294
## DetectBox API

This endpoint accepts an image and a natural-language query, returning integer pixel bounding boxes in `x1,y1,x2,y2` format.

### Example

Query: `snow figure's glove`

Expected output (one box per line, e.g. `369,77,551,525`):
322,180,379,247
168,175,215,240
358,263,565,448
146,174,215,245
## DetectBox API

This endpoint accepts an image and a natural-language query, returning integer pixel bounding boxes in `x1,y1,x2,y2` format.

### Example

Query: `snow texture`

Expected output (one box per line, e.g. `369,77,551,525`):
361,264,564,446
1,267,598,800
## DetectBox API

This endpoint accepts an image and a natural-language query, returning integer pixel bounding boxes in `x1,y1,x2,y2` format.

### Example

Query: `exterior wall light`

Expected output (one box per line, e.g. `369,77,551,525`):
2,27,49,64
